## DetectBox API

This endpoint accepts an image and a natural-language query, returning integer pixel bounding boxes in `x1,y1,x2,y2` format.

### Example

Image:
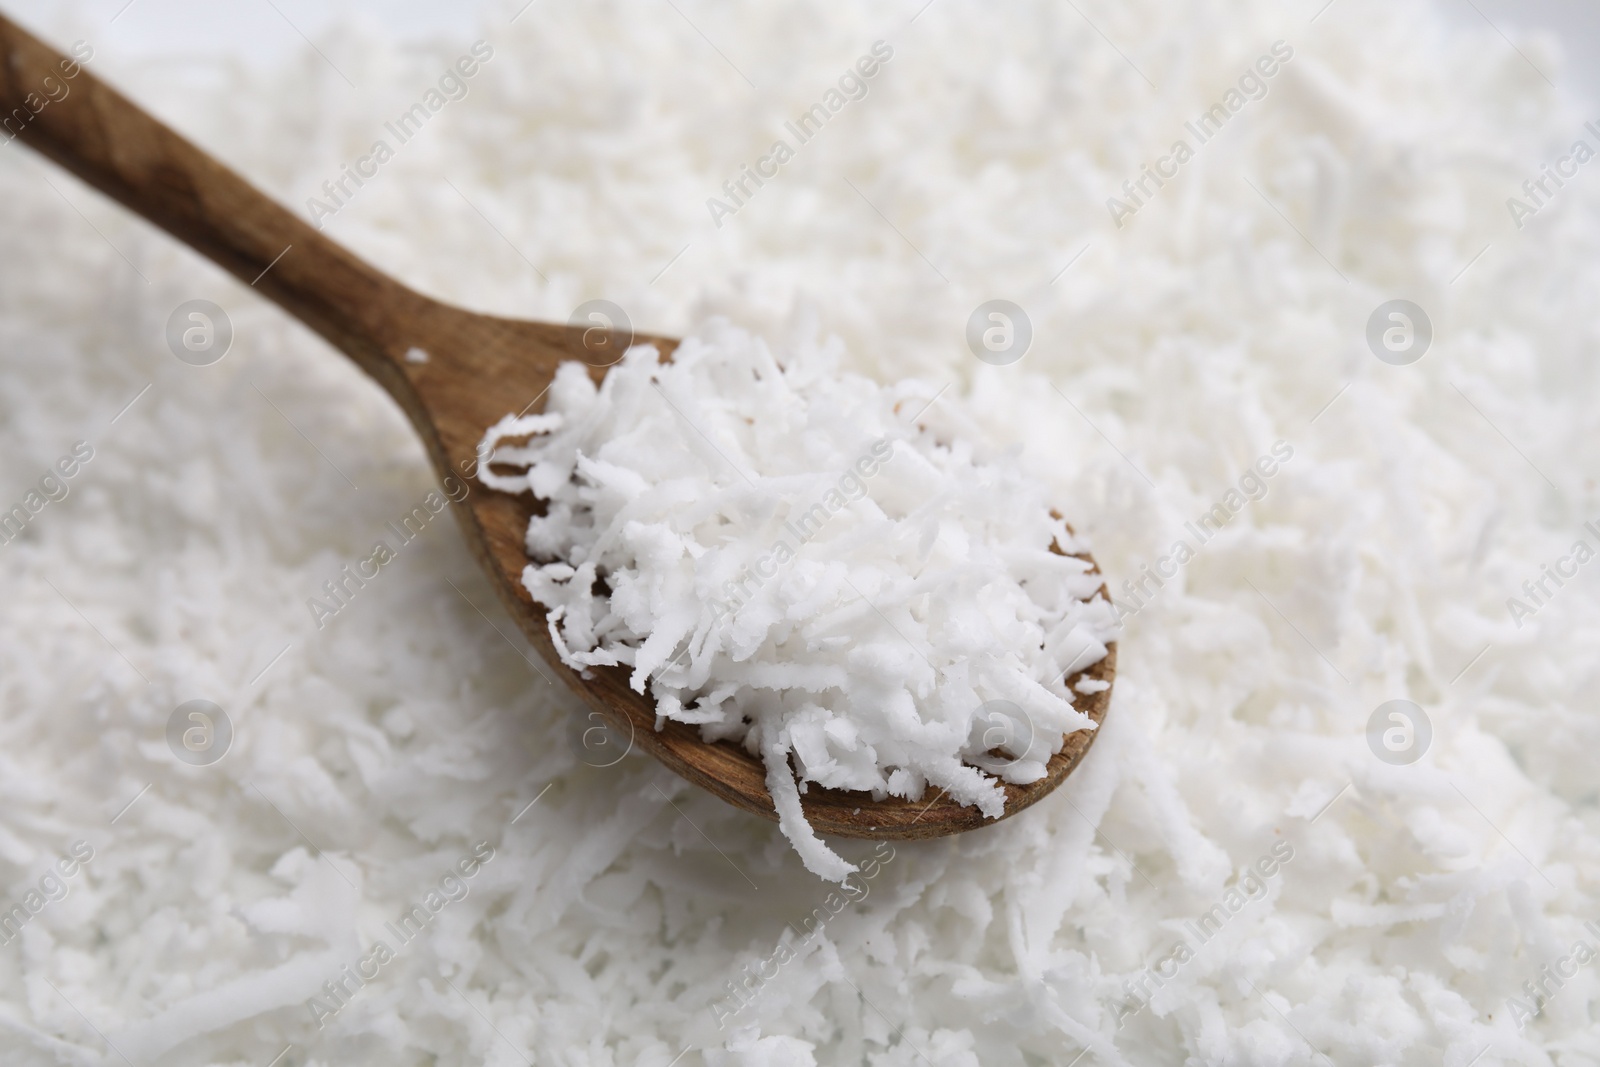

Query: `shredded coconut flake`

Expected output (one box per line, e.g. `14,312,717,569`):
7,0,1600,1063
480,323,1114,878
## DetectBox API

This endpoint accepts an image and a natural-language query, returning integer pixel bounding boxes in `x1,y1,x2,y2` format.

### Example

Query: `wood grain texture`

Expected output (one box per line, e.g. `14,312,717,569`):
1,12,1115,839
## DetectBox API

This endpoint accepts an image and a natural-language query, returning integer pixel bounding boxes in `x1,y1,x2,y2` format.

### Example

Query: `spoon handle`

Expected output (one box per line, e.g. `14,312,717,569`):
0,13,419,388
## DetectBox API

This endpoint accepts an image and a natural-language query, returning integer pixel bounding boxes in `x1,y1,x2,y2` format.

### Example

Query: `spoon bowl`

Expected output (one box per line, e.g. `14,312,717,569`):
0,12,1114,839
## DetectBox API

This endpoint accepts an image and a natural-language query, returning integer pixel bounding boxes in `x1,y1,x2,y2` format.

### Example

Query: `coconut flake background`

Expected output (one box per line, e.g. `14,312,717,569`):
1,0,1598,1063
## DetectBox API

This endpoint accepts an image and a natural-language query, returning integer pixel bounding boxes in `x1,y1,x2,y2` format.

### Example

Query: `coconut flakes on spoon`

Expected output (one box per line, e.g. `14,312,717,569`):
479,320,1115,880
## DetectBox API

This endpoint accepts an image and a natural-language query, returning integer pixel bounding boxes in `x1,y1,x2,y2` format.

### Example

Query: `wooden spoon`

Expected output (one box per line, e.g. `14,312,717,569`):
0,14,1114,840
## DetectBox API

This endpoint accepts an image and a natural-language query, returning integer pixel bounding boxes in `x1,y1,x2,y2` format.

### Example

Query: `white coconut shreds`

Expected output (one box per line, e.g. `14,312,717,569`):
4,0,1600,1064
476,329,1116,879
